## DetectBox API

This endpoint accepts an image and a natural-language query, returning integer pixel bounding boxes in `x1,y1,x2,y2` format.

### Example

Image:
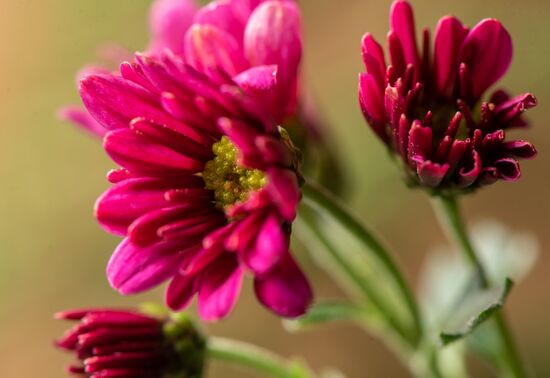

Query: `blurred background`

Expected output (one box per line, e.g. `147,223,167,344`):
0,0,548,376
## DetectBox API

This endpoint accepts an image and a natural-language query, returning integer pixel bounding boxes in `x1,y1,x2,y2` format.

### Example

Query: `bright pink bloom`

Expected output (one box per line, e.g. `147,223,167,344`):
55,308,205,377
80,13,312,319
359,0,537,192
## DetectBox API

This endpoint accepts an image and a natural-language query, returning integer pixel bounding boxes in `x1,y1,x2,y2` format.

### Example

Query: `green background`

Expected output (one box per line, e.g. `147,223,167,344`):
0,0,548,376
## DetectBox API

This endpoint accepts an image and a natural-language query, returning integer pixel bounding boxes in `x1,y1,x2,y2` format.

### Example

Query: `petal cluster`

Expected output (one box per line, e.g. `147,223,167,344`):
62,0,302,140
359,0,537,192
55,308,205,377
81,5,311,320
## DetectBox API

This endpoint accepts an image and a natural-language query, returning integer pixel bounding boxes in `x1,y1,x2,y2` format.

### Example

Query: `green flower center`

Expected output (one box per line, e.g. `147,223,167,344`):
203,136,267,210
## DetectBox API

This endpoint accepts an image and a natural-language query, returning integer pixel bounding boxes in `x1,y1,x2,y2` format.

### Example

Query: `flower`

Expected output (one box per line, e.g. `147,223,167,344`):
55,308,205,377
359,0,537,194
80,0,312,321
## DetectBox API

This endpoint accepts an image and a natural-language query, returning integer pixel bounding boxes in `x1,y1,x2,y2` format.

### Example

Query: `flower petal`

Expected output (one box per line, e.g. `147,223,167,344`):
166,273,198,310
390,0,419,69
433,16,468,97
243,213,287,274
104,129,204,176
58,106,107,138
198,255,244,321
244,0,301,117
266,167,300,221
148,0,198,55
107,238,184,295
460,19,513,100
95,177,197,235
254,253,312,318
185,24,246,76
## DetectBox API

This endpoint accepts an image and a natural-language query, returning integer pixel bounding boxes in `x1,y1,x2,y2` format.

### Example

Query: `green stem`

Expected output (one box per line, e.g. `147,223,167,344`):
301,182,446,378
432,195,527,378
207,337,310,378
301,182,422,344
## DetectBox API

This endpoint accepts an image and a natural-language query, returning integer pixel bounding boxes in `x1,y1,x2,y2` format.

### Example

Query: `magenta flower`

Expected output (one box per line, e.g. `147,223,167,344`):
55,308,205,377
359,0,537,192
80,1,312,321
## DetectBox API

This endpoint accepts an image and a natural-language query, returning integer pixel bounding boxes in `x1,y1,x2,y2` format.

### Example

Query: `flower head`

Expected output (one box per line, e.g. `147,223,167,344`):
81,0,312,322
359,0,537,194
55,308,205,377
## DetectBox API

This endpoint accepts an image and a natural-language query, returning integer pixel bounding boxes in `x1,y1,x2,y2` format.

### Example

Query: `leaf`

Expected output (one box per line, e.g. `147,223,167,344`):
419,220,538,330
439,278,514,346
284,301,373,332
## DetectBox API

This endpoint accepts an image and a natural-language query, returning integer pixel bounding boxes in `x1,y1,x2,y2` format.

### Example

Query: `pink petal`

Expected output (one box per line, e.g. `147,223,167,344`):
148,0,198,56
254,253,312,318
58,106,107,138
359,73,386,133
460,19,513,100
185,24,247,77
495,158,521,181
95,177,195,235
390,0,419,70
459,149,482,187
233,65,279,113
361,33,386,89
407,121,432,168
243,213,287,275
104,129,204,176
266,167,300,221
194,0,247,43
127,204,207,246
79,74,157,130
107,238,184,295
433,16,468,97
166,273,198,310
198,255,244,321
417,161,449,188
244,0,301,117
234,64,278,93
503,141,537,160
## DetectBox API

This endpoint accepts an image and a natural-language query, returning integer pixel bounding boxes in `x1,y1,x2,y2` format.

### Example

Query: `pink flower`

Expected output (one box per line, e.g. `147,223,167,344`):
55,308,205,377
359,0,537,192
81,25,312,320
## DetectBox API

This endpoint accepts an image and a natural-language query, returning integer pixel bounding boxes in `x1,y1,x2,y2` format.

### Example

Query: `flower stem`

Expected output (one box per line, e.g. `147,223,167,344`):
432,195,527,378
207,337,310,378
301,182,445,378
301,182,422,344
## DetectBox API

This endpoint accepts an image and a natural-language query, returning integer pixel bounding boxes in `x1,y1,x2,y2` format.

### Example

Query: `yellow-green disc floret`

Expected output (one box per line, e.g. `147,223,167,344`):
203,136,267,210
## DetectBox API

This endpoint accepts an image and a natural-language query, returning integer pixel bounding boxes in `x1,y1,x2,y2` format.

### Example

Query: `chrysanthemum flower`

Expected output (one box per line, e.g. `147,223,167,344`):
359,0,537,193
80,0,312,321
55,308,205,377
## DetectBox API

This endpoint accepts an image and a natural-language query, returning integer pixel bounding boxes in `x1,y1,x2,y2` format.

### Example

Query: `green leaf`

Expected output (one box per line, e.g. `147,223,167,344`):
284,302,373,332
419,221,538,331
439,278,514,346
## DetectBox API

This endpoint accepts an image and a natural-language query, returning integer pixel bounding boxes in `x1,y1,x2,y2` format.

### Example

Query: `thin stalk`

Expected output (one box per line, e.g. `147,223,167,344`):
301,181,423,347
207,337,310,378
432,195,527,378
301,181,445,378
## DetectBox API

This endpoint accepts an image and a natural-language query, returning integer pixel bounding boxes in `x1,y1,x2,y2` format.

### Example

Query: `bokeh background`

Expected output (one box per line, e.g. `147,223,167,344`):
0,0,548,376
